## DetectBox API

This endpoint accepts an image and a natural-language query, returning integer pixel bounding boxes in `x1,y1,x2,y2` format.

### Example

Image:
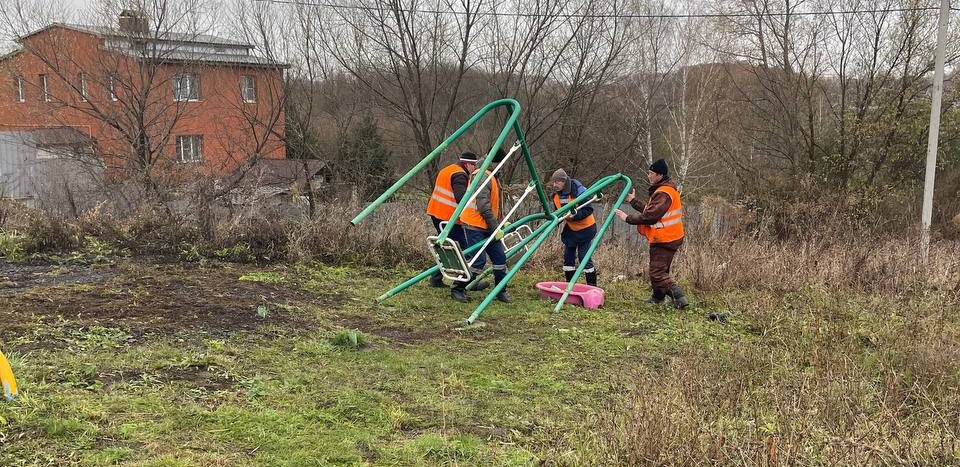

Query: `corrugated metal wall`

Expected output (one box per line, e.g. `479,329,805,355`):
0,131,36,199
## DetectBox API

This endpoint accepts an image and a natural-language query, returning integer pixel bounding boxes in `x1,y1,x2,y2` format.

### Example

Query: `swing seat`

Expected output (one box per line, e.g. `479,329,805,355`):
502,224,533,255
428,235,471,282
536,282,605,309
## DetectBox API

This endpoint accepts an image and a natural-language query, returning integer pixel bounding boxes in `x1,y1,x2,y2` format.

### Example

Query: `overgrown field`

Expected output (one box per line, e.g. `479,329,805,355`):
0,256,957,466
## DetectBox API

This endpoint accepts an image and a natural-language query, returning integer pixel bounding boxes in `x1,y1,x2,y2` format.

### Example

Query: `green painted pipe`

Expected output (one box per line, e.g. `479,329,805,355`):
351,98,522,227
553,174,633,312
355,99,634,322
454,174,630,314
513,120,552,213
466,215,567,324
375,213,549,303
545,173,620,221
376,266,441,303
465,214,557,290
376,174,625,312
436,100,525,244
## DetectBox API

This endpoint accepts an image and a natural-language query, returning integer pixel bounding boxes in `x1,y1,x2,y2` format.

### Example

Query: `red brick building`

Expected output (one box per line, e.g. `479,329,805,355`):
0,12,286,181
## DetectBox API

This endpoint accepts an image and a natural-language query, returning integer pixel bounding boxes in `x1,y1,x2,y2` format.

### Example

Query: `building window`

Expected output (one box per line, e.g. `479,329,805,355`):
240,75,256,103
39,74,50,102
108,75,118,101
176,135,202,163
36,148,59,160
173,72,200,101
78,73,87,102
14,76,24,102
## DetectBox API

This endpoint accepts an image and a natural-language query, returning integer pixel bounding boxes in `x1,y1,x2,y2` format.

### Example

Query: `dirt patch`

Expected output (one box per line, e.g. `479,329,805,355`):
5,323,143,352
0,261,348,345
98,364,236,391
335,313,452,345
0,262,117,295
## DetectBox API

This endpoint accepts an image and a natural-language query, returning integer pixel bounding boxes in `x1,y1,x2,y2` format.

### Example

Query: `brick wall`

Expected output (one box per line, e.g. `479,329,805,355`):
0,25,285,178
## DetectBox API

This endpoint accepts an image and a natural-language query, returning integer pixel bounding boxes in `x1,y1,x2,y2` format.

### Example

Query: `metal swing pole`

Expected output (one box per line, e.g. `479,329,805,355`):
553,174,633,312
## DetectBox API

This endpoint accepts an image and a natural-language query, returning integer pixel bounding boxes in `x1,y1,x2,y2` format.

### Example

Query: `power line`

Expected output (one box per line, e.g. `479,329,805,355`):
252,0,946,20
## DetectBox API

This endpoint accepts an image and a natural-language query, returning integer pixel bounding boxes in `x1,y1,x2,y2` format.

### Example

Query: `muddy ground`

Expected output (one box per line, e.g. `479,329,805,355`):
0,258,476,356
0,259,353,351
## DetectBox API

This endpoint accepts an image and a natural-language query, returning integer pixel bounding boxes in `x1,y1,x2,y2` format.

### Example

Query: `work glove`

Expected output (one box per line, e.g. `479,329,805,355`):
492,221,511,241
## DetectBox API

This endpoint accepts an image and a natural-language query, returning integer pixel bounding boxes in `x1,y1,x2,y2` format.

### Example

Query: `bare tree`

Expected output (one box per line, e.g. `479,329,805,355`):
0,0,287,227
313,0,486,184
619,0,684,170
662,18,723,193
1,0,212,205
822,0,940,191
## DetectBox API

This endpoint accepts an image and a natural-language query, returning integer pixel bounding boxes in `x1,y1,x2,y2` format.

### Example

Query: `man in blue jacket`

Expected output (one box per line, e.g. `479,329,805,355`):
549,169,598,286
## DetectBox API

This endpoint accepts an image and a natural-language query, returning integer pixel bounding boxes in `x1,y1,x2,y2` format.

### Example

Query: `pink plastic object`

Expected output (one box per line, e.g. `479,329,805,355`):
535,282,605,309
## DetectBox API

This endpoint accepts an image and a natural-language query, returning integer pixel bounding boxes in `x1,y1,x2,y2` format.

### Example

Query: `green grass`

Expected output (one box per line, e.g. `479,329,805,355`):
1,262,957,465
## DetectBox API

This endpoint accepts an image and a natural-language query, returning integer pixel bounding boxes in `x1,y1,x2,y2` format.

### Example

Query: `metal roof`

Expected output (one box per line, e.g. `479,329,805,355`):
11,23,287,68
20,22,252,48
141,50,288,68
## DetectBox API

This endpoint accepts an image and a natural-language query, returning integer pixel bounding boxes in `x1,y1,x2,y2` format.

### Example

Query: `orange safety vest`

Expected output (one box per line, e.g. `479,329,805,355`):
637,185,684,244
459,171,500,230
553,192,596,231
426,164,467,221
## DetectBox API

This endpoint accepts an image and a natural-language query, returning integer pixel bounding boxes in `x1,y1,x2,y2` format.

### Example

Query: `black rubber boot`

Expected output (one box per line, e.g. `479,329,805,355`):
585,271,598,287
646,288,666,304
429,273,445,288
451,282,470,303
564,270,575,282
668,284,689,309
494,270,510,303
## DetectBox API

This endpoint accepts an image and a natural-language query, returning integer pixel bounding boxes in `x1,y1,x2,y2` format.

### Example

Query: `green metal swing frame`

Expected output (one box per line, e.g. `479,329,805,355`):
350,98,633,324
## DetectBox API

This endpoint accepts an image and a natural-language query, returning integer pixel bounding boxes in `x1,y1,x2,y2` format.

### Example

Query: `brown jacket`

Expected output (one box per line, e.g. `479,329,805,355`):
625,178,678,226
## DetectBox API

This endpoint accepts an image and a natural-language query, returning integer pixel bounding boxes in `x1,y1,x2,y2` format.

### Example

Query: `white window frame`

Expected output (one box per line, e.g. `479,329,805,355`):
15,76,24,102
108,75,118,101
79,72,87,102
240,75,256,103
36,147,59,160
173,72,200,102
176,135,203,163
39,74,50,102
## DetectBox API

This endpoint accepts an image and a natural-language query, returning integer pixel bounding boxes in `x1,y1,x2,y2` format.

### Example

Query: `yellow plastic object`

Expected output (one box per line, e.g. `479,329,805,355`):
0,349,18,401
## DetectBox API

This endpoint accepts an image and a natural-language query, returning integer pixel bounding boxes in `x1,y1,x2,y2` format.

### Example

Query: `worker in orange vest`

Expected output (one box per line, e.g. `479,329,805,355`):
457,156,510,304
425,152,488,291
548,169,598,286
614,159,689,308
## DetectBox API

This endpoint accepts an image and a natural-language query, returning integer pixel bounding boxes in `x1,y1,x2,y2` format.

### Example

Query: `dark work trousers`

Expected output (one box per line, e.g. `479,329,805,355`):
464,227,508,286
649,238,683,292
561,224,597,274
430,216,467,283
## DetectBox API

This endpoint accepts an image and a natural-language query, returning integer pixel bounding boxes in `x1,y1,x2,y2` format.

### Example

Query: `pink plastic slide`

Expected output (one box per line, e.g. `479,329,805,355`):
535,282,605,309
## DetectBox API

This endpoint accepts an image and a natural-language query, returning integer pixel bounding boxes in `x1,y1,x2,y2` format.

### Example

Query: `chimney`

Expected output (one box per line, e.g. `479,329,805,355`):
118,10,148,36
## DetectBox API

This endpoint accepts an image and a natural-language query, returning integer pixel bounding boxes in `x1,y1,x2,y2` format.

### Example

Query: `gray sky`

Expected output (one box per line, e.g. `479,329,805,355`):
3,0,235,51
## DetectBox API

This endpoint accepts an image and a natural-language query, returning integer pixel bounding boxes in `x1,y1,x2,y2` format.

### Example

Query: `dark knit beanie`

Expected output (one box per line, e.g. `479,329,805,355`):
649,159,668,176
550,168,569,183
459,151,479,162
